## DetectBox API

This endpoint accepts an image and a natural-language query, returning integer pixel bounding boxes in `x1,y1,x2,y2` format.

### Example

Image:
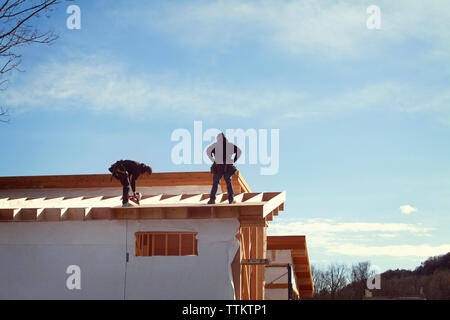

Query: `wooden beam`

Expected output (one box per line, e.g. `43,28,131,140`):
0,209,16,221
139,195,162,205
256,226,265,300
300,290,314,298
90,207,113,220
240,226,251,300
236,171,252,193
295,277,314,286
238,205,262,216
214,206,239,218
272,208,279,216
61,208,87,221
262,192,286,218
250,226,257,300
241,259,269,265
293,264,310,272
36,208,60,221
14,208,37,221
164,207,189,219
292,257,309,265
159,194,182,203
0,191,283,224
187,207,212,219
239,216,266,227
265,283,289,289
266,236,306,250
179,194,202,203
291,249,307,257
0,172,252,194
242,193,263,202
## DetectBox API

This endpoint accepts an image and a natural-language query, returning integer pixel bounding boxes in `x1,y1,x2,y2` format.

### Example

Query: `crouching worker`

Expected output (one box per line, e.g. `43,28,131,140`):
109,160,152,207
206,133,242,204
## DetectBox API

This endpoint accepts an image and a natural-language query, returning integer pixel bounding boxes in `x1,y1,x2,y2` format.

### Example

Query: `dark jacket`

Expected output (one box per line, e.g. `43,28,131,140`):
206,138,242,165
109,160,150,192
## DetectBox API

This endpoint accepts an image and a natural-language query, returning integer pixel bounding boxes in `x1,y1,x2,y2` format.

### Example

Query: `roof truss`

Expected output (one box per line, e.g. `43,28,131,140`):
0,192,285,226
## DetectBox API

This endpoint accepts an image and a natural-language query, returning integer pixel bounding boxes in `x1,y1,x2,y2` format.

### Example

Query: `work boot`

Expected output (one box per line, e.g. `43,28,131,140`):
122,202,132,208
229,199,236,204
207,199,215,204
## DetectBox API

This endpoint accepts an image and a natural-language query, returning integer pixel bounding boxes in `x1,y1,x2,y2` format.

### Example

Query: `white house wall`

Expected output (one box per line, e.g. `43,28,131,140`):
0,218,239,300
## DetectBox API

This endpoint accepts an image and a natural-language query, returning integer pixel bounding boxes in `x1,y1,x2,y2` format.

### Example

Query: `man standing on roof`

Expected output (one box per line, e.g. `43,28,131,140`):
109,160,152,207
206,133,242,204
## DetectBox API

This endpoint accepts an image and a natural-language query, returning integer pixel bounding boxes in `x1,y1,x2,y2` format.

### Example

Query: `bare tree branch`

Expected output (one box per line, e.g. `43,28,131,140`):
324,263,348,299
0,0,62,123
0,107,9,123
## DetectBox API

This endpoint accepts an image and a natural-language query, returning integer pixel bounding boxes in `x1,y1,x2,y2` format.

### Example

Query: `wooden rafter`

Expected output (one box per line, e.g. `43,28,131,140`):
0,192,285,226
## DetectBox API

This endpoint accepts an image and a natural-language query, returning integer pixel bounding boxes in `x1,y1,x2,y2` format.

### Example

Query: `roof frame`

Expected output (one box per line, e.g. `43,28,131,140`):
0,192,285,226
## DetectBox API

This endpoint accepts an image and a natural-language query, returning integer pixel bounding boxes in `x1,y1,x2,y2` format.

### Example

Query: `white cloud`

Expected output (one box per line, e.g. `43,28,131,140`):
267,218,446,258
268,219,429,235
280,82,450,123
3,55,304,118
132,0,365,57
379,234,397,239
331,244,450,258
400,205,418,215
4,54,449,122
123,0,450,58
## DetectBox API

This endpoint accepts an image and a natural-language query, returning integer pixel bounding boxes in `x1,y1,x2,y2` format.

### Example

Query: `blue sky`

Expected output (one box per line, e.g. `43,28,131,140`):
1,0,449,273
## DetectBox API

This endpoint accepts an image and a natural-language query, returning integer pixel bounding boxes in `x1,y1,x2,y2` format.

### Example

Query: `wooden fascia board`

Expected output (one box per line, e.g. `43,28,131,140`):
262,191,286,218
0,172,252,193
1,204,264,222
266,237,307,250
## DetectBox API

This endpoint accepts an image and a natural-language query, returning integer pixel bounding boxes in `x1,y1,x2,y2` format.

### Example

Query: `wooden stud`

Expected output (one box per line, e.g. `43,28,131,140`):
257,226,265,300
151,234,155,256
240,227,251,300
165,234,168,256
250,226,257,300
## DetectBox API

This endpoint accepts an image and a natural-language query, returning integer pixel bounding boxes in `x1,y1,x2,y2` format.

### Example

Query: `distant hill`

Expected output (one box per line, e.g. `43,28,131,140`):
383,252,450,279
337,252,450,300
413,252,450,276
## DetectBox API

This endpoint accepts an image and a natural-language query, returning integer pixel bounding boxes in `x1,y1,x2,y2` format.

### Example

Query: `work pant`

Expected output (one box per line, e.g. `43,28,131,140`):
120,176,130,204
112,173,130,204
109,166,131,204
210,165,234,202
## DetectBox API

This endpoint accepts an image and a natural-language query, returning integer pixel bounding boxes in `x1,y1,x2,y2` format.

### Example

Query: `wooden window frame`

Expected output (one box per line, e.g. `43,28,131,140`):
135,231,198,257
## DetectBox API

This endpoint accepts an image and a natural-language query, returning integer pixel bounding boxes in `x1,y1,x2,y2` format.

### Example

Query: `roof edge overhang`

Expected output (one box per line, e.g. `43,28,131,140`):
0,192,285,227
266,235,314,299
0,171,252,193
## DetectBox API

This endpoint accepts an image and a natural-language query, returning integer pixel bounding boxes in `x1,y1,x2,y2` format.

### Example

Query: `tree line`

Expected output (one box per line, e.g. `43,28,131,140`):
310,252,450,300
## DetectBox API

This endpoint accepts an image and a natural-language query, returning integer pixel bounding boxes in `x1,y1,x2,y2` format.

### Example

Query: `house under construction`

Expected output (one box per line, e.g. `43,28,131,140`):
0,171,313,299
